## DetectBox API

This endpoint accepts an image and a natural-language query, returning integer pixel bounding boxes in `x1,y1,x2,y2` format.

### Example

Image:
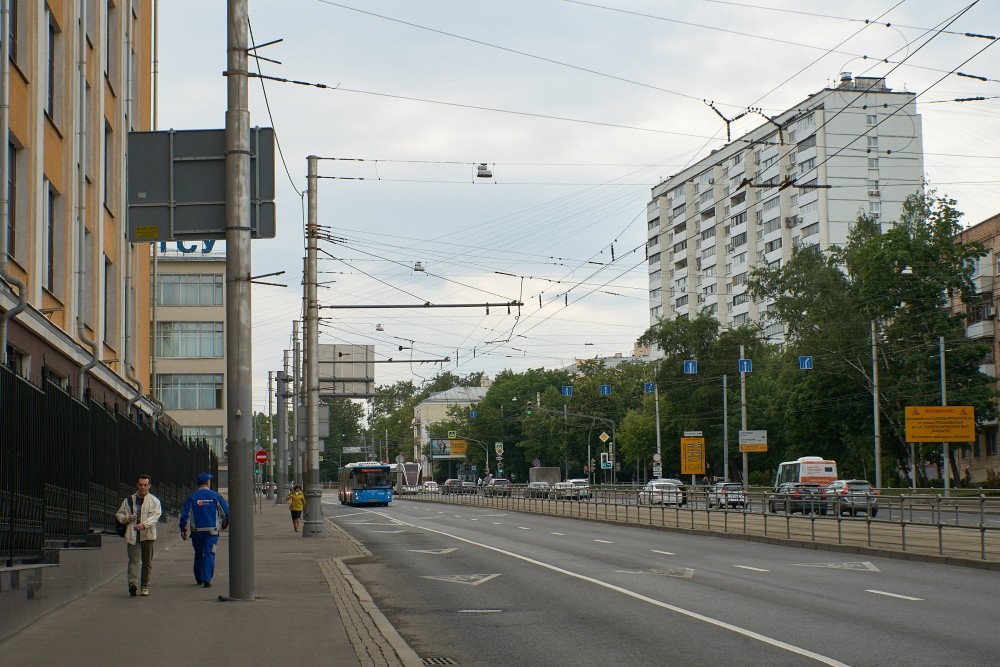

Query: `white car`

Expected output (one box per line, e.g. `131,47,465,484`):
639,481,685,506
422,481,439,493
551,481,581,500
567,478,591,499
706,482,747,509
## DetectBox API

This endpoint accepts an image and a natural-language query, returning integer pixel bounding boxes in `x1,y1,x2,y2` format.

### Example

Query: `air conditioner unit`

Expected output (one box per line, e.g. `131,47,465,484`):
784,216,800,228
708,177,715,185
986,305,996,320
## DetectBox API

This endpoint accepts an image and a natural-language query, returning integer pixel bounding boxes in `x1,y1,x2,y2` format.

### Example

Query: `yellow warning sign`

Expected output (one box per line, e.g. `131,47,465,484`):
904,406,975,443
133,225,162,240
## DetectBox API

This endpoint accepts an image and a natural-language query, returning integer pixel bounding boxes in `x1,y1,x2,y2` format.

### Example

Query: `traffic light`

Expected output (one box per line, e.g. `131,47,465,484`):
254,465,260,475
498,466,504,476
526,406,532,415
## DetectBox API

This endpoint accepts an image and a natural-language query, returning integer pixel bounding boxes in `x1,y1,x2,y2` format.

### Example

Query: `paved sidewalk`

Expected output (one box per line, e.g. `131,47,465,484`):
0,492,421,667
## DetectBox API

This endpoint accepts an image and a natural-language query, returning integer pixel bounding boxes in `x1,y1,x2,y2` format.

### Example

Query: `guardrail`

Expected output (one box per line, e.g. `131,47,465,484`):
400,485,1000,564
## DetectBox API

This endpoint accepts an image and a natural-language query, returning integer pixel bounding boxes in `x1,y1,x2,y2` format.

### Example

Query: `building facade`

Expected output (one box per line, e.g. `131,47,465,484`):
954,213,1000,484
646,75,924,338
152,248,227,462
1,0,154,413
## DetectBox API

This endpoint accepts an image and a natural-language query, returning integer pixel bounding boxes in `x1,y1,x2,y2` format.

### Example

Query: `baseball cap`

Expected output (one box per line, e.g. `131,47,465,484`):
197,472,213,484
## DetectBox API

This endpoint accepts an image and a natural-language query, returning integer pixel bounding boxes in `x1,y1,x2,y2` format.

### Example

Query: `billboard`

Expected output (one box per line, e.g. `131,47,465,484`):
430,439,468,460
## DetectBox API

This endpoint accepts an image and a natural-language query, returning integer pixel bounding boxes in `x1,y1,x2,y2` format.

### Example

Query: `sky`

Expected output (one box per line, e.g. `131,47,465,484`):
156,1,1000,413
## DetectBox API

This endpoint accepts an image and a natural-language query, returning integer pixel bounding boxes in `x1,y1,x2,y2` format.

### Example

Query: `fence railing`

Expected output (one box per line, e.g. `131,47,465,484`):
0,365,218,566
400,484,1000,563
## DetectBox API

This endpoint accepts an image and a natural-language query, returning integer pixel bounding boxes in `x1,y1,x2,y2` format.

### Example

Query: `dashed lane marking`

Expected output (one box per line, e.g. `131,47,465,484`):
594,539,614,544
734,565,770,572
866,589,922,601
651,550,675,556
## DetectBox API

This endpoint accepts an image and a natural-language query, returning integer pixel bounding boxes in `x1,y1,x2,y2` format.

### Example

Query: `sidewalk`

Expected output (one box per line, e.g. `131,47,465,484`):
0,492,421,667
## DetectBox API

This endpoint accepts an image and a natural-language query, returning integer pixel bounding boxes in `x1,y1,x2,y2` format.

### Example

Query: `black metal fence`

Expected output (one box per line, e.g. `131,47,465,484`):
1,364,218,566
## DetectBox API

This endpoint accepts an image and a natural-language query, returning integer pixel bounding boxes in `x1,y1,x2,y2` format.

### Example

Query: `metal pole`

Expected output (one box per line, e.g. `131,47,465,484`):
275,368,287,504
941,336,949,498
292,320,302,485
722,374,729,483
225,0,254,600
740,345,748,485
653,383,662,461
872,320,882,489
303,155,322,536
267,371,274,499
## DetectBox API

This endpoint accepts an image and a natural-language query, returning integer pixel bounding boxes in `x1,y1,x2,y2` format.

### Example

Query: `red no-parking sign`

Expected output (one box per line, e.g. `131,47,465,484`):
254,450,269,464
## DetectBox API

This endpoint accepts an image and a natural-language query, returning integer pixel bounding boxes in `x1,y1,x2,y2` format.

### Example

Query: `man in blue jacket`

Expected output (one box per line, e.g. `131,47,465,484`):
179,472,230,588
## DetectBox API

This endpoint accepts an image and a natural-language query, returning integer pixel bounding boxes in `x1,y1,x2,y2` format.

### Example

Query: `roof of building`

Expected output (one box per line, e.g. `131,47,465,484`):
420,386,488,404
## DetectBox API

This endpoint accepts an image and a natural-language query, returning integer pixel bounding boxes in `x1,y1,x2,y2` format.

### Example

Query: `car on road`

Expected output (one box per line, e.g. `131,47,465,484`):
551,481,581,500
524,481,551,498
422,481,439,493
706,482,747,509
483,478,513,497
461,481,479,494
638,480,685,506
822,479,879,517
398,484,421,495
767,482,823,514
441,478,475,495
567,478,592,499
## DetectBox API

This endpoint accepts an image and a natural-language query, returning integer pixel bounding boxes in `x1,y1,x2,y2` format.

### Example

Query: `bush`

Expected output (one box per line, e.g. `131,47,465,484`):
984,468,1000,490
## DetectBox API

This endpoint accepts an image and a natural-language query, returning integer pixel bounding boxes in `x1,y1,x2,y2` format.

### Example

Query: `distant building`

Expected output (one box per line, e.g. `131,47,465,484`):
953,214,1000,484
152,248,227,470
1,1,155,415
646,75,924,340
412,385,489,451
561,351,648,374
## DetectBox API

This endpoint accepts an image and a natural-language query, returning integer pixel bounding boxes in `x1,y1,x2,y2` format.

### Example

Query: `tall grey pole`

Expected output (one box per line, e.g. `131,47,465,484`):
653,383,662,462
940,336,950,498
292,320,302,485
303,156,323,536
740,345,748,486
872,320,882,489
225,0,254,600
722,374,729,483
275,368,287,504
267,371,274,499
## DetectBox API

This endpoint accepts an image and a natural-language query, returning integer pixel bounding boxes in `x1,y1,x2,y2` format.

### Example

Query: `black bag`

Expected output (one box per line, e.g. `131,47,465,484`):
116,496,134,538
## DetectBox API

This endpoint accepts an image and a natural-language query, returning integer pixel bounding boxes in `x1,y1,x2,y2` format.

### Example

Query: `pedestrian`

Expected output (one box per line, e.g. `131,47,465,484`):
285,484,306,532
179,472,230,588
115,474,162,597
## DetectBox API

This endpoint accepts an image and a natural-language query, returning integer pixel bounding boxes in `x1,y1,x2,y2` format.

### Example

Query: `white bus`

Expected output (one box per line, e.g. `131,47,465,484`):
774,457,838,489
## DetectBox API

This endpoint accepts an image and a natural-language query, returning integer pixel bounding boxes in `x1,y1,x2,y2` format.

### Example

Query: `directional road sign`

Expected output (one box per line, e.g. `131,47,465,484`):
600,384,612,396
738,358,752,373
470,410,478,418
561,385,573,397
683,360,697,374
799,356,813,370
644,382,656,394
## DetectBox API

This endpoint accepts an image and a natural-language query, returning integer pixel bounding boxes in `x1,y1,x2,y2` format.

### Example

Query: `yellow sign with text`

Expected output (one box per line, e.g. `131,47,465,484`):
905,406,975,442
680,437,705,475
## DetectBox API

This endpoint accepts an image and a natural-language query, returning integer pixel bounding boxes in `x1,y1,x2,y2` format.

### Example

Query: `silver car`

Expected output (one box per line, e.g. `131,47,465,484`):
707,482,747,509
639,481,685,506
822,480,879,517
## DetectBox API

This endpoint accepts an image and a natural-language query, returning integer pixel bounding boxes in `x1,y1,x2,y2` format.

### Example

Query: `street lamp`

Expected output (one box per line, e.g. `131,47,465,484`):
459,436,491,477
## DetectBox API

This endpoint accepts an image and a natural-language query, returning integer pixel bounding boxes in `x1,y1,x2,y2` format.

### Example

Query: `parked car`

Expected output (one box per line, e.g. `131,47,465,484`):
461,481,478,494
706,482,747,509
441,478,464,495
767,482,823,514
525,481,551,498
551,481,581,500
567,478,592,499
639,480,685,506
483,478,513,497
822,479,879,517
422,481,439,493
398,484,421,495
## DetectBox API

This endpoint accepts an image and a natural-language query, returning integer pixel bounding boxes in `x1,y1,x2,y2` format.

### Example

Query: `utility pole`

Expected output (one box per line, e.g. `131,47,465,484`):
225,0,254,600
740,344,748,486
940,336,950,498
267,371,274,499
722,374,729,483
872,320,882,489
292,320,302,485
303,156,323,536
275,367,287,504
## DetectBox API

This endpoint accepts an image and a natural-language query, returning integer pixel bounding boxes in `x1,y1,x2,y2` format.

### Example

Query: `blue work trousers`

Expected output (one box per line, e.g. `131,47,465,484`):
190,532,219,584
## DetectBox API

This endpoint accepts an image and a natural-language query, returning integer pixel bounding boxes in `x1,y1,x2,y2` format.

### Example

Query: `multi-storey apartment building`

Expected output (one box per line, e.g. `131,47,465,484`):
953,214,1000,484
646,75,924,337
1,1,154,413
152,248,227,463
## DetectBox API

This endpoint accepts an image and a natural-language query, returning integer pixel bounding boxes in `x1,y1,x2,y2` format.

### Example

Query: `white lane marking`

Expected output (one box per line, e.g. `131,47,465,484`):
421,573,501,586
371,511,849,667
734,565,770,572
594,539,614,544
407,548,457,554
866,589,922,601
458,609,502,614
373,530,407,534
651,550,675,556
492,522,502,525
518,526,530,530
470,518,478,521
551,532,566,536
795,561,880,572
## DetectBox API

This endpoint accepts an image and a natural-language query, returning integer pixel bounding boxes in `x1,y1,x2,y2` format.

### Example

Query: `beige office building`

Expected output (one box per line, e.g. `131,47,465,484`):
1,1,155,413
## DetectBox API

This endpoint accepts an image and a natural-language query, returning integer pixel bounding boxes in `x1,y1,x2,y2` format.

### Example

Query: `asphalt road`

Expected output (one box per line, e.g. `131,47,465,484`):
326,497,998,667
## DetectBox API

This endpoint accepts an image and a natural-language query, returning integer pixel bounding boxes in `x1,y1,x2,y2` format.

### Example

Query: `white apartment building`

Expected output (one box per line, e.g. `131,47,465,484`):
647,75,924,337
152,247,227,467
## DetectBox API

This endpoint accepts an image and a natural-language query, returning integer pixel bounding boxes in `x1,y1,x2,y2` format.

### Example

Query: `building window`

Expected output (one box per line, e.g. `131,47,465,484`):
45,185,56,291
156,373,224,410
733,312,749,326
867,114,877,125
676,295,689,307
651,305,662,319
702,245,715,259
764,237,783,253
46,10,55,119
988,429,998,456
733,251,747,265
182,426,224,456
730,232,747,249
732,292,749,307
105,0,118,78
731,211,747,226
802,222,820,237
104,122,112,210
869,201,881,217
156,322,224,358
868,158,879,169
867,136,878,149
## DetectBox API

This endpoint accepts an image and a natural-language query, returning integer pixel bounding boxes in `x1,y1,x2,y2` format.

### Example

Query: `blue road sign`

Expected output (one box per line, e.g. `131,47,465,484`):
600,384,612,396
470,410,478,418
644,382,656,394
799,356,813,370
738,358,752,373
561,385,573,397
683,360,698,375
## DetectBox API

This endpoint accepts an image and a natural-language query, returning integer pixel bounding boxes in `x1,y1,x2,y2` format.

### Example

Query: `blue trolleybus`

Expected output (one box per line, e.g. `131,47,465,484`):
338,462,393,506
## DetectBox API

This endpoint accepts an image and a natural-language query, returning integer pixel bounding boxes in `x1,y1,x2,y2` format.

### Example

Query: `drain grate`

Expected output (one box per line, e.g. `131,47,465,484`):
422,658,458,666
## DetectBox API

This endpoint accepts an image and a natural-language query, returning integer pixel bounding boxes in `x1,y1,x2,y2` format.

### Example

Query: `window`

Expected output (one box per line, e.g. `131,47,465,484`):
647,236,659,249
732,292,749,306
46,10,55,119
105,1,118,78
648,252,661,266
104,122,113,210
731,271,747,287
988,429,998,457
673,239,687,253
650,269,661,282
796,134,817,149
103,255,115,343
182,426,224,457
156,322,224,358
703,283,716,296
765,237,782,253
733,251,747,265
802,222,820,237
867,114,878,126
701,228,715,241
5,140,14,258
676,295,689,307
648,218,660,231
674,277,687,292
649,288,660,300
731,211,747,226
651,305,662,319
762,196,780,212
702,245,716,259
733,313,749,326
45,185,56,291
868,158,878,169
869,201,881,217
800,200,818,216
764,218,781,234
867,136,878,149
799,157,816,175
731,232,747,248
730,191,746,206
7,1,20,66
703,266,716,278
156,373,224,410
868,179,880,194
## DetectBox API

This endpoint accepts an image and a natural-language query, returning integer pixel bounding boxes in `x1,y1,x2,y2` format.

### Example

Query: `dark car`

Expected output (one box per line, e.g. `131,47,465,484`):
767,482,823,514
822,480,879,517
441,478,464,495
483,478,513,497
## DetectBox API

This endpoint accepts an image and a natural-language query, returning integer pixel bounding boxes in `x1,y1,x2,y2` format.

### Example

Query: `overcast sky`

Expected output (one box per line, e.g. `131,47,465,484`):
156,1,1000,412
